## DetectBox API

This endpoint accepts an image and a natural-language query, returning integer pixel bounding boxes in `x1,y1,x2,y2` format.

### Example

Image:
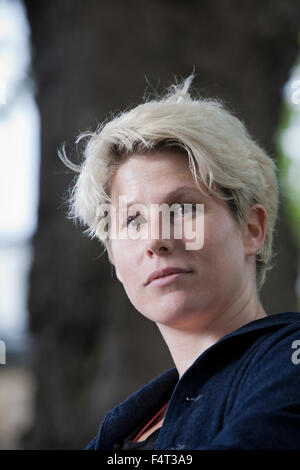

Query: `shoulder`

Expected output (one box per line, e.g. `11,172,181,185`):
84,367,178,450
224,311,300,360
249,314,300,363
231,315,300,408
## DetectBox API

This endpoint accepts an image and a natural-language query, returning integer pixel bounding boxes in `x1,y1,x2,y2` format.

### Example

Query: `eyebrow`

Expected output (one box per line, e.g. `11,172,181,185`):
126,185,202,208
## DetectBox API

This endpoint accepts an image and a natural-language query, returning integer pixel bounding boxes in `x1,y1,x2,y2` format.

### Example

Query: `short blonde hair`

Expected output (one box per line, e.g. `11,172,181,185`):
58,75,279,291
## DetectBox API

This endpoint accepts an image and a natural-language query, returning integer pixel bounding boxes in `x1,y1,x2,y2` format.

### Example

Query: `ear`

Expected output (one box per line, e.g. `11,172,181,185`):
242,204,267,256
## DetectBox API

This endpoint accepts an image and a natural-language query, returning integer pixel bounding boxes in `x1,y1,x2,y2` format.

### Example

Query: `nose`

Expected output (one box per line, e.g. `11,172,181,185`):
145,207,178,257
146,237,175,257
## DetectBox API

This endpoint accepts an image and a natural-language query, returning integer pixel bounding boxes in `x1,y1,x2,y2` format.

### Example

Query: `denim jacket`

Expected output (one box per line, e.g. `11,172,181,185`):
85,311,300,450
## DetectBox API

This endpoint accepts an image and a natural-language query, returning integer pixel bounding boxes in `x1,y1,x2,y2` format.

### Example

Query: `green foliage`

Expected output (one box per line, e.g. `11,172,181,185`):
276,91,300,249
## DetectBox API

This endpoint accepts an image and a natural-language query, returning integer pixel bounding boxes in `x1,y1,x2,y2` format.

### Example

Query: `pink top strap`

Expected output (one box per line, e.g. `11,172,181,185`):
133,401,169,442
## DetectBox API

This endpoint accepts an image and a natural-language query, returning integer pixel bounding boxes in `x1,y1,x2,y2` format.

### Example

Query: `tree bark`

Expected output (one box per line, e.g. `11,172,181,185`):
23,0,300,449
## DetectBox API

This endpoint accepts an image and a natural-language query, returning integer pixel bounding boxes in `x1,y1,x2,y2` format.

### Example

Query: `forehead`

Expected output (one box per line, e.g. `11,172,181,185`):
110,151,207,202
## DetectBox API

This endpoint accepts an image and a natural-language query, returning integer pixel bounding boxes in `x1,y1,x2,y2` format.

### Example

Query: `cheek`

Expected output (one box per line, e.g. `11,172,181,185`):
111,240,138,286
200,216,242,266
111,241,125,280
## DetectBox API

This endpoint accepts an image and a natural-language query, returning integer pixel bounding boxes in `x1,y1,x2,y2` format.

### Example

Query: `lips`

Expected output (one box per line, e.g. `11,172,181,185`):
145,267,192,286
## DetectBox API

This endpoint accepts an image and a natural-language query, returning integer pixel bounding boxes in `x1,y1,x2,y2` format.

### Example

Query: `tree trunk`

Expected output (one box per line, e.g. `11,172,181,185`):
23,0,300,449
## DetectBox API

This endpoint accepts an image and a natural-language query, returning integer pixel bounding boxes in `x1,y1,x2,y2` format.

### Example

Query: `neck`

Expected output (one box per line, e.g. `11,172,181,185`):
156,288,267,380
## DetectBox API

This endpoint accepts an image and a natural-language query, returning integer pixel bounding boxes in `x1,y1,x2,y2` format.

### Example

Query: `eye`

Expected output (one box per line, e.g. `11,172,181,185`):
173,203,197,217
126,212,145,229
125,204,197,229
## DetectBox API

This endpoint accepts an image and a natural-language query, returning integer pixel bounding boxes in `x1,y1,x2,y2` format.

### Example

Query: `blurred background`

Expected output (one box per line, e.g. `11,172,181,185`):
0,0,300,449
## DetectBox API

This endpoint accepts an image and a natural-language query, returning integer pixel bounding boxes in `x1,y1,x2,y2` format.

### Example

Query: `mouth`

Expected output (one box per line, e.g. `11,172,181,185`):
146,271,192,287
148,271,191,287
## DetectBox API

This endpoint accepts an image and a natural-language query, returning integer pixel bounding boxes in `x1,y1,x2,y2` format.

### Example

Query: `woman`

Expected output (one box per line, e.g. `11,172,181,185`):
59,76,300,450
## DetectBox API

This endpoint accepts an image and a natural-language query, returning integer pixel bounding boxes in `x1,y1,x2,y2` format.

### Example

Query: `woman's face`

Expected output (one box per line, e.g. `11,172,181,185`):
110,151,253,329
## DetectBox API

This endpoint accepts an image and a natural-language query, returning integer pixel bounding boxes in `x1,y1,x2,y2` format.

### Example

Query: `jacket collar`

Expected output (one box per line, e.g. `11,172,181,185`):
98,311,300,449
178,311,300,381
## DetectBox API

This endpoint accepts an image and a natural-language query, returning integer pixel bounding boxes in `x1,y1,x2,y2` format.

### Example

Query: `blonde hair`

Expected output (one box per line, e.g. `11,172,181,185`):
58,75,279,291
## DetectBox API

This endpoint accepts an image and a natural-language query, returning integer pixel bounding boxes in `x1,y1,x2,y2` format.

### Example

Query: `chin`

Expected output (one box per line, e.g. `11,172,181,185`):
133,291,198,324
146,302,193,326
